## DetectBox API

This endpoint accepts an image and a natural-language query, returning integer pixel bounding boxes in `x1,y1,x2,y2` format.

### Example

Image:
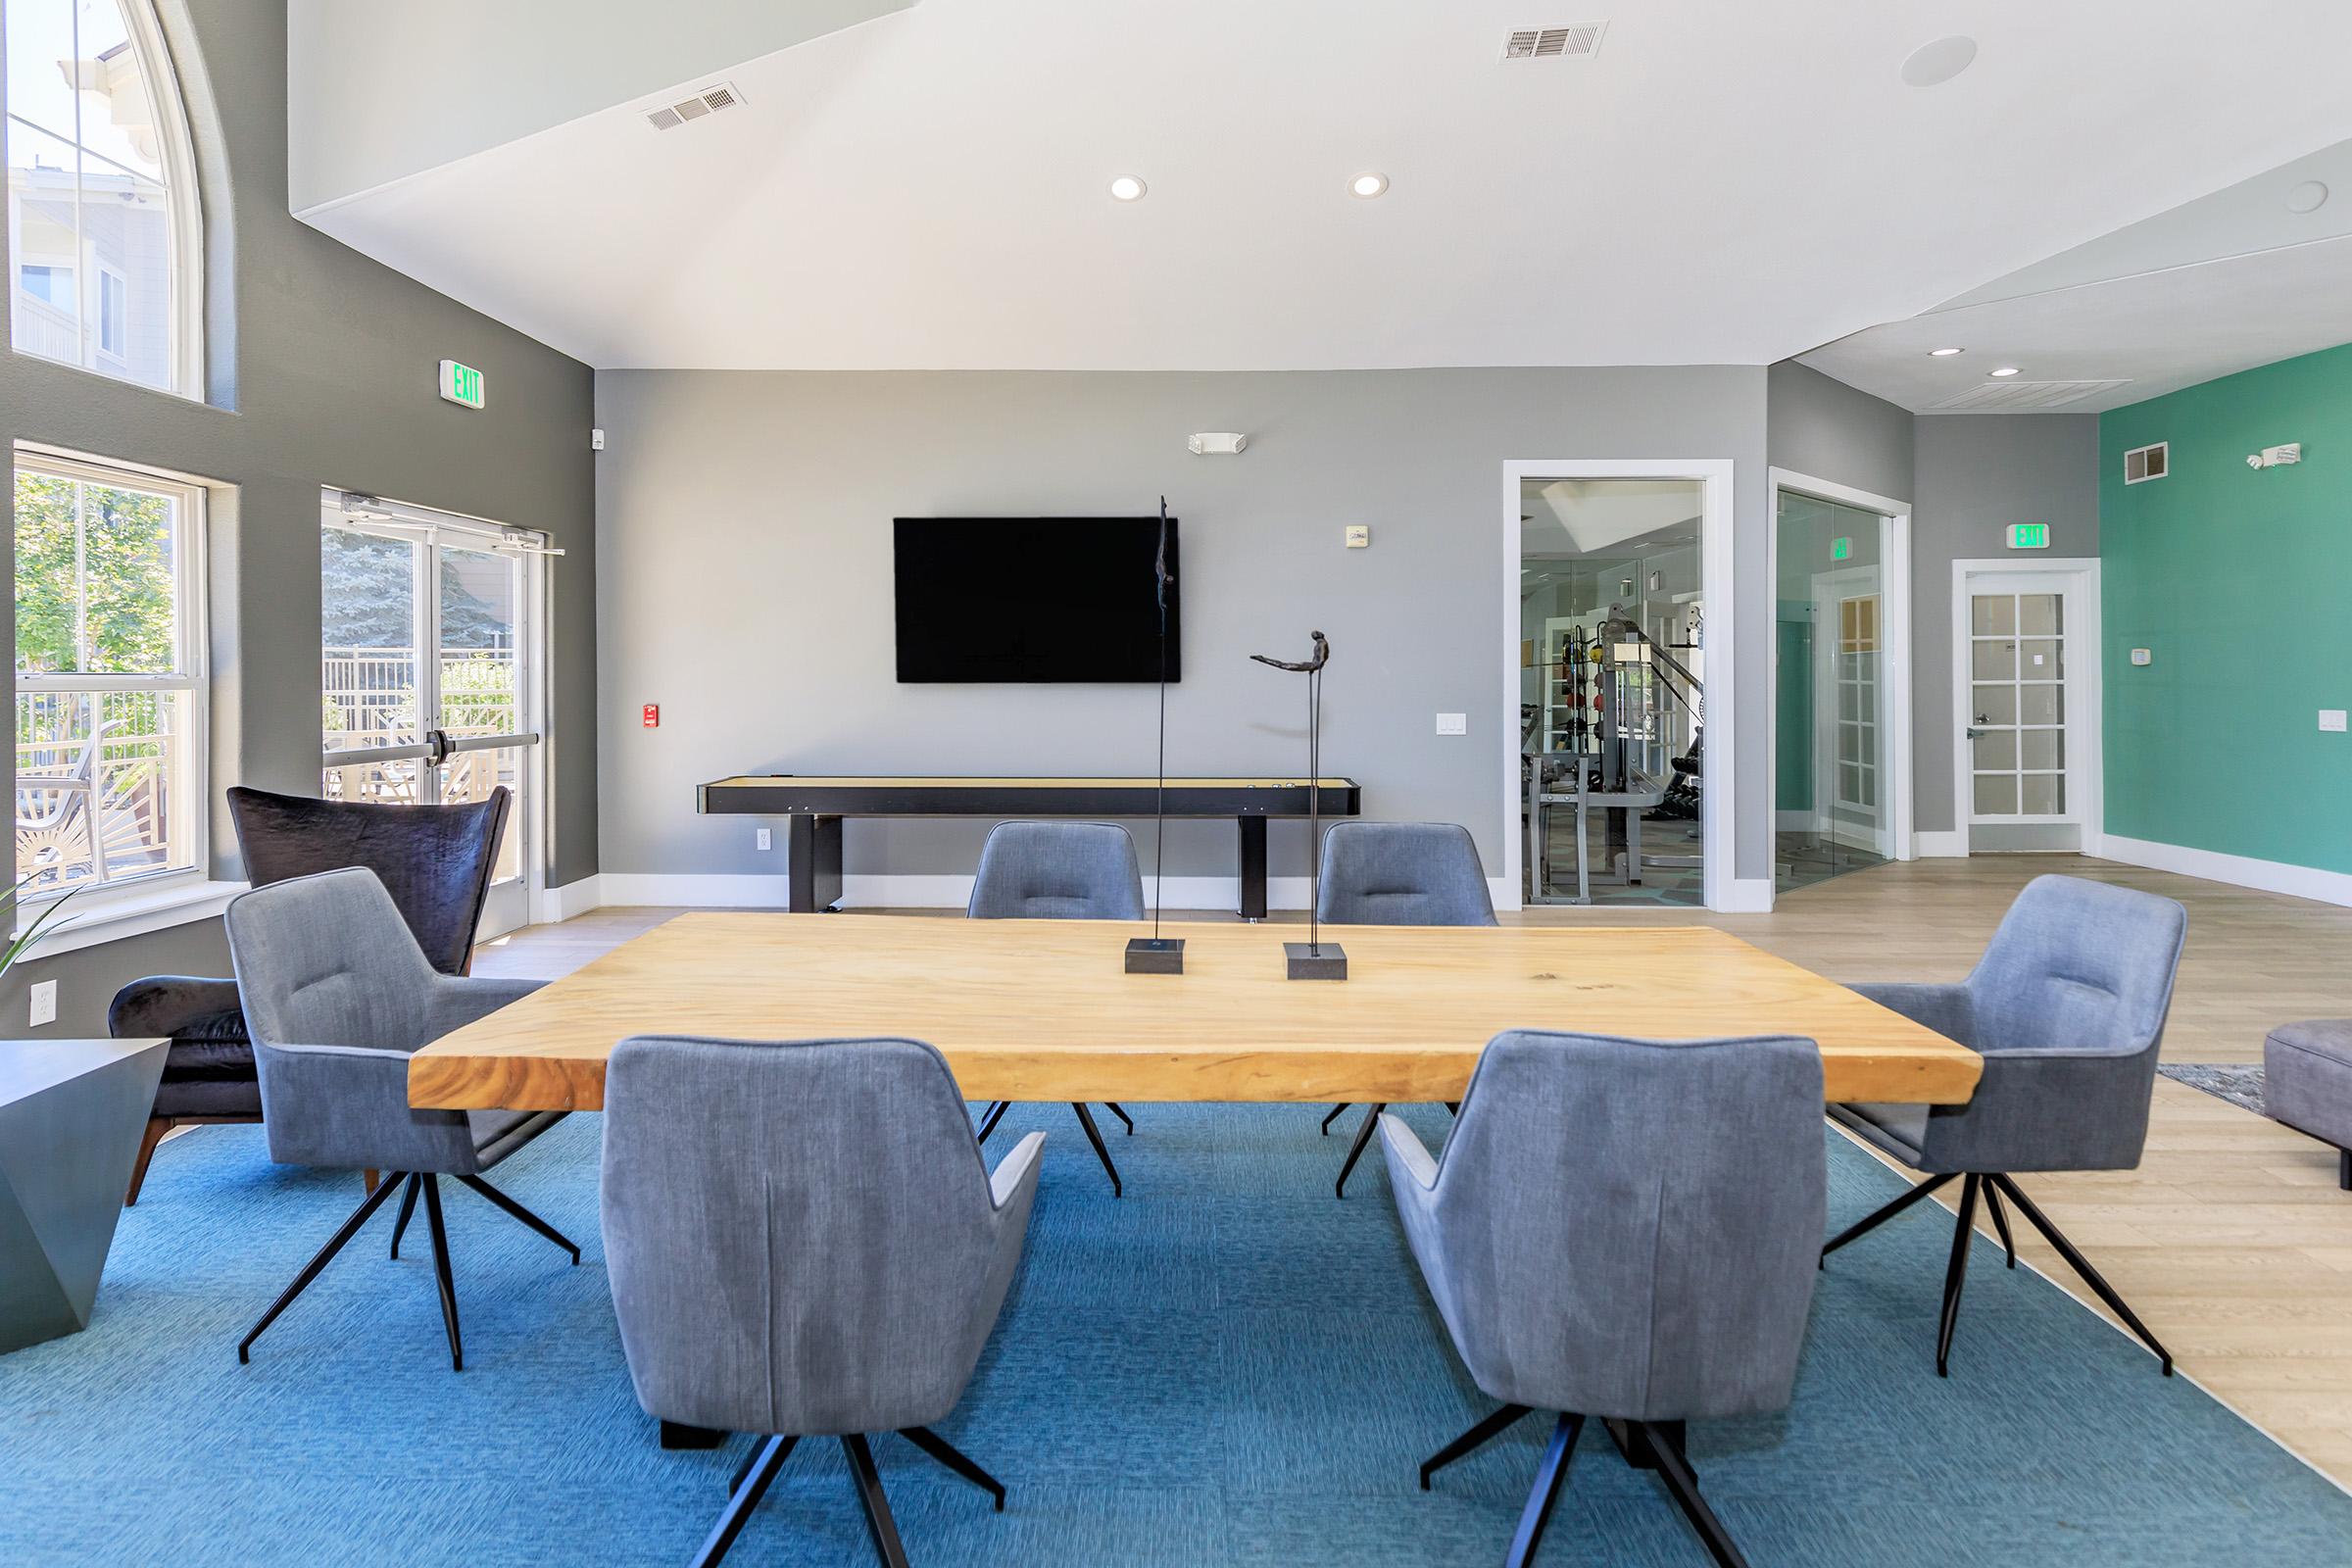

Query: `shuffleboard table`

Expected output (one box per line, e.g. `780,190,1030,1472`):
695,775,1363,917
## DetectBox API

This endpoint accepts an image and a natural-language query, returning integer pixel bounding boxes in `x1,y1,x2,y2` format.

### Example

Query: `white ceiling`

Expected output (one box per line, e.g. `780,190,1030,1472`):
1803,138,2352,413
297,0,2352,372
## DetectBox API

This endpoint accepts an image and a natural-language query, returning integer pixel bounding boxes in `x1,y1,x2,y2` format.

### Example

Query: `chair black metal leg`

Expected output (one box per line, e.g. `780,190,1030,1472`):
1069,1102,1122,1198
1645,1421,1750,1568
1505,1412,1584,1568
1992,1174,2175,1376
975,1102,1010,1143
1982,1179,2017,1269
900,1426,1006,1511
1820,1171,1956,1262
695,1434,795,1568
1420,1403,1534,1490
454,1173,581,1264
239,1170,409,1363
1320,1102,1351,1135
1935,1174,1982,1377
842,1433,911,1568
422,1176,465,1372
1335,1103,1389,1198
1103,1102,1134,1135
388,1172,420,1260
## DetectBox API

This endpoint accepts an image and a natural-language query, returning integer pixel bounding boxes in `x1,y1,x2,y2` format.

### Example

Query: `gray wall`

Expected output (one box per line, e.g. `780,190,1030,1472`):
1766,361,1916,506
596,368,1773,890
1910,415,2100,834
0,0,599,1036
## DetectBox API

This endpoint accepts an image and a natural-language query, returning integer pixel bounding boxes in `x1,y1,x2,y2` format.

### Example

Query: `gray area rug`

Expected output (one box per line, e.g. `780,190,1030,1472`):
2158,1062,2266,1115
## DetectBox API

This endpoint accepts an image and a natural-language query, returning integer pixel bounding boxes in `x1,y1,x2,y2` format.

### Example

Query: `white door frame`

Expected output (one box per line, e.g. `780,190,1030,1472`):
1949,557,2103,852
1767,468,1915,869
1500,458,1738,912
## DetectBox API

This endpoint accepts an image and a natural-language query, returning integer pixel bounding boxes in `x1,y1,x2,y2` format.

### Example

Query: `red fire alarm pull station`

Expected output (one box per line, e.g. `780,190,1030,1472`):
642,704,659,728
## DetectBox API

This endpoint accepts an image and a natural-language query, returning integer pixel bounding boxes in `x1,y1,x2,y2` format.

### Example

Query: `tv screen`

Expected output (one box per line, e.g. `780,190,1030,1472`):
893,516,1180,683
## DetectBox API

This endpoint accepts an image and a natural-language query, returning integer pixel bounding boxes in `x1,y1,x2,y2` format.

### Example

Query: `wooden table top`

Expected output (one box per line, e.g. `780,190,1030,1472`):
410,915,1979,1112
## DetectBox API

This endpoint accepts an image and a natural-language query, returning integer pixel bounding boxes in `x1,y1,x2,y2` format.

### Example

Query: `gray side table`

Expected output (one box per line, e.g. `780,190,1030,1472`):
1,1037,169,1353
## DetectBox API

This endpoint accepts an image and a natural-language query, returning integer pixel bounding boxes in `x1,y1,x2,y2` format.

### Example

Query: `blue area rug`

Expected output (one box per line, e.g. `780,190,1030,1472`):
4,1105,2348,1566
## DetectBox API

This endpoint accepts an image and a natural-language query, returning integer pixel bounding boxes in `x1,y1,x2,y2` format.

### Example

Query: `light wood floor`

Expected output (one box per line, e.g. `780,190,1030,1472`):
473,854,2352,1487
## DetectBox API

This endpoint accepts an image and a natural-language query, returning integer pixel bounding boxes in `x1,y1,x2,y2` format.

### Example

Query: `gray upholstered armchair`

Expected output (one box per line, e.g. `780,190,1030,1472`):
601,1034,1043,1567
1386,1030,1825,1568
223,867,575,1371
1316,821,1497,1197
966,819,1146,1195
1825,873,2187,1377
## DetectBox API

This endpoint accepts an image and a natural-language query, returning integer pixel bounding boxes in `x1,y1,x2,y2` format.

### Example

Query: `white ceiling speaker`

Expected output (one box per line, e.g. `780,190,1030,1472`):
2287,180,2330,214
643,81,745,131
1900,36,1977,87
1189,432,1248,456
1108,175,1148,202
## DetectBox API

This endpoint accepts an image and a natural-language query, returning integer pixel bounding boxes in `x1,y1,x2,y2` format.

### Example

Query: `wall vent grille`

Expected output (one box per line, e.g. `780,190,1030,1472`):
1931,378,2130,413
1502,24,1606,60
644,81,746,131
2124,442,2169,483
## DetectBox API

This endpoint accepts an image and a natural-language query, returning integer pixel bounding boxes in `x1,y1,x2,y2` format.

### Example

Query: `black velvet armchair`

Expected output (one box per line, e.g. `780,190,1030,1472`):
110,785,512,1203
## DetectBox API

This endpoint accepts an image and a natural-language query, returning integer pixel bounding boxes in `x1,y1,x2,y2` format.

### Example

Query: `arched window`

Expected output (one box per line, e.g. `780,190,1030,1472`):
5,0,203,396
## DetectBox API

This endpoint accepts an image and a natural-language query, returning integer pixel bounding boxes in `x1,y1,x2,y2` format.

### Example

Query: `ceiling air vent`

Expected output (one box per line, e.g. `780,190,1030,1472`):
1502,23,1607,60
643,81,746,131
2124,442,2169,483
1931,378,2130,413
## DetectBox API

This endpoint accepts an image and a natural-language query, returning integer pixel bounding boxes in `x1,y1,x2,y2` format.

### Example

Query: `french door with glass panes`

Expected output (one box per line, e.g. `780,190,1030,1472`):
318,492,545,937
1959,565,2096,852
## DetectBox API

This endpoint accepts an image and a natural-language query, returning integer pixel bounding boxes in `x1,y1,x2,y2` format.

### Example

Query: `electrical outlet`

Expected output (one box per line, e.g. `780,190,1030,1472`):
29,979,56,1028
757,827,772,851
2322,710,2348,733
1345,524,1370,549
2131,648,2153,666
1436,712,1467,736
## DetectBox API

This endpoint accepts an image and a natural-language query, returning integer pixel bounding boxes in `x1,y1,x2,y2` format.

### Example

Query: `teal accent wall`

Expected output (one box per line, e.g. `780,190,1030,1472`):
2102,342,2352,874
1777,611,1815,811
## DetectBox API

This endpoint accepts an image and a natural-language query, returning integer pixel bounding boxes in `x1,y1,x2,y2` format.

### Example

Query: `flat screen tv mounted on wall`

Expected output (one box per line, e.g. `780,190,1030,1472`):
893,516,1180,683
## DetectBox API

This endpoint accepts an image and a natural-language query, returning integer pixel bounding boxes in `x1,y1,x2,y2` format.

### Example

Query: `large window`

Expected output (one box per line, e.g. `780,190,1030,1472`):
14,448,206,894
5,0,201,395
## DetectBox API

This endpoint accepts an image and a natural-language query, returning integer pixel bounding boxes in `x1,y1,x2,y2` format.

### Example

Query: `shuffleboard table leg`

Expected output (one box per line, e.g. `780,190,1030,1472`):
1237,815,1268,921
787,814,846,912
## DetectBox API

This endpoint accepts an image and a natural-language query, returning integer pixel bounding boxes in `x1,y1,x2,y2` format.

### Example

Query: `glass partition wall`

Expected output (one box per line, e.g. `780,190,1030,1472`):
1520,478,1706,906
1774,490,1893,892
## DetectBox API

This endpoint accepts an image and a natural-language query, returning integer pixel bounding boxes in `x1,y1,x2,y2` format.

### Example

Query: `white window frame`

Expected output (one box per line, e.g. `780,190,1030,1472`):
13,443,212,912
4,0,206,398
96,262,128,362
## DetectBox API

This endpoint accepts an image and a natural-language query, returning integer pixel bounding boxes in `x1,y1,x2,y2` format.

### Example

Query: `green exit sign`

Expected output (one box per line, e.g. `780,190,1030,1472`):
438,359,485,410
2007,522,2050,550
1831,536,1852,562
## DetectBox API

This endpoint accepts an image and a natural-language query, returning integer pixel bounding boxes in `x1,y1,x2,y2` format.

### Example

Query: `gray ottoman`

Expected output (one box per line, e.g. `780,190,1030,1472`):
2265,1020,2352,1191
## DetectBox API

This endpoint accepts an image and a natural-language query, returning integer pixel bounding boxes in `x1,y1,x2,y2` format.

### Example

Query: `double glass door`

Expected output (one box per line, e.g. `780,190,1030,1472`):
318,494,542,937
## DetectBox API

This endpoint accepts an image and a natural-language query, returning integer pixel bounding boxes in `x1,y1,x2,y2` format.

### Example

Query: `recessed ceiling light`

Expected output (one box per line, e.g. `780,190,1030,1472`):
1348,172,1390,199
1989,366,2022,378
1108,175,1147,202
1929,347,1964,357
1900,35,1978,88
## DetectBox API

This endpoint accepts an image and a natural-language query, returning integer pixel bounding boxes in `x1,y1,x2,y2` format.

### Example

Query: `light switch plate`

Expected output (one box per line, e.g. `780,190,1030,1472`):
1345,525,1370,549
1436,712,1466,736
29,979,56,1028
2322,710,2348,733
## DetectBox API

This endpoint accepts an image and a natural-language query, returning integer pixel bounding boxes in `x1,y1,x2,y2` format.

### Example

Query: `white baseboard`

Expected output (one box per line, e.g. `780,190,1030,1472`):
538,875,605,923
587,871,1322,913
2095,835,2352,908
1720,876,1775,913
1775,809,1820,831
1913,830,1969,858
